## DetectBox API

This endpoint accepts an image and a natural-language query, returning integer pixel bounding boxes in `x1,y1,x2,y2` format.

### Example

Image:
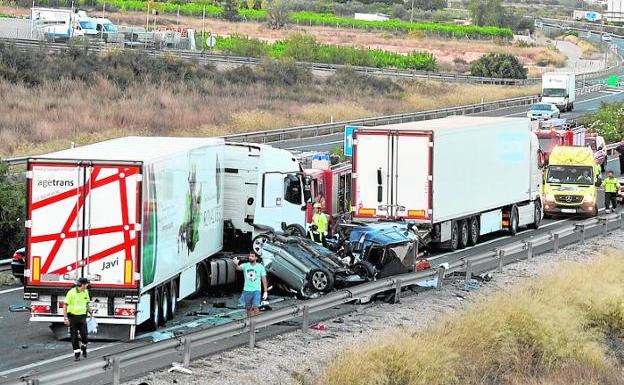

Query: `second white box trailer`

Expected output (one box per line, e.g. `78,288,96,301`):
24,137,224,339
352,116,543,250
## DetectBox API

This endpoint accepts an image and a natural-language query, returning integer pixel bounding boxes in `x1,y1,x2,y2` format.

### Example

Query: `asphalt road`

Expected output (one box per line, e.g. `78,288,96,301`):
276,88,624,153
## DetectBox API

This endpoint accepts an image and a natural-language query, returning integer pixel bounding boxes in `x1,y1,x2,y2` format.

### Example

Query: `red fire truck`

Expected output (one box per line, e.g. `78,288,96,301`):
532,119,586,164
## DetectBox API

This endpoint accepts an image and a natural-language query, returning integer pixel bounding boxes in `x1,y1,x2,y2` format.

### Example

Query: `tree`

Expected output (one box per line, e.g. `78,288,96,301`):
469,0,506,27
0,162,25,256
411,0,447,11
222,0,239,21
267,0,291,29
470,53,527,79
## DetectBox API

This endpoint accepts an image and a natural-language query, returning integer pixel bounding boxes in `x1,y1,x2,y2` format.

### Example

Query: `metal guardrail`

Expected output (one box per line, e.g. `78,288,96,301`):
7,212,624,385
0,259,11,272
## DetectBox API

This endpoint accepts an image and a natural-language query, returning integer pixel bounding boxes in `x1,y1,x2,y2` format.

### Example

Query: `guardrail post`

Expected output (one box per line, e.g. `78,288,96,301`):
112,357,121,385
249,319,256,348
183,338,192,367
436,267,445,290
498,250,504,273
464,260,472,282
553,233,560,253
576,224,586,245
301,305,310,333
526,241,533,260
26,380,39,385
393,279,402,303
599,217,608,236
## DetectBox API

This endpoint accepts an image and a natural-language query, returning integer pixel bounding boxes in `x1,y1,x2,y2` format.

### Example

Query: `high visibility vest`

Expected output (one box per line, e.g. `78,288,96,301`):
603,177,620,193
65,287,90,315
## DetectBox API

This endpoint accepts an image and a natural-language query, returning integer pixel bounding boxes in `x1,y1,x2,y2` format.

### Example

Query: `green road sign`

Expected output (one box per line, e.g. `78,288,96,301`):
607,75,619,87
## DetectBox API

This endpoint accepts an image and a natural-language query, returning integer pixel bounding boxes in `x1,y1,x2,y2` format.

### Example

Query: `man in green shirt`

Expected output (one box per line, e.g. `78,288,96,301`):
233,253,268,318
64,278,92,361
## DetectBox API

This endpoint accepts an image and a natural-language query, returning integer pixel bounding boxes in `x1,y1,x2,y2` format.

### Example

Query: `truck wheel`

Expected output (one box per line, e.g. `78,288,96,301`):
193,263,207,297
468,217,479,246
160,286,168,327
309,268,335,292
167,280,178,320
458,220,469,249
529,201,542,230
147,289,161,331
509,206,519,236
442,221,459,251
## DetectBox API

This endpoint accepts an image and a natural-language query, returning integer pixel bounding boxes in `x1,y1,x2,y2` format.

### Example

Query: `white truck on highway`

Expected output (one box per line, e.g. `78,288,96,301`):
24,137,225,339
541,72,576,112
352,116,543,250
223,142,309,255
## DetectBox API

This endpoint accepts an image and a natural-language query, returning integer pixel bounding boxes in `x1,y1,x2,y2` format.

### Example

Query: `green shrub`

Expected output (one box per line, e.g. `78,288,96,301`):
470,52,527,79
326,67,403,95
582,101,624,143
0,162,25,255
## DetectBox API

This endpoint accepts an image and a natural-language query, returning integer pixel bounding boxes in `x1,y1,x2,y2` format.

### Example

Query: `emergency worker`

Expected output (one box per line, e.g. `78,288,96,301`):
309,202,328,243
602,170,620,213
64,278,92,361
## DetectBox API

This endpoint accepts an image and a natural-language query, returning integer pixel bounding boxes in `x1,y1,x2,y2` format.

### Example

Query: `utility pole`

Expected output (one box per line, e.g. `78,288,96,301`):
410,0,414,23
202,3,206,50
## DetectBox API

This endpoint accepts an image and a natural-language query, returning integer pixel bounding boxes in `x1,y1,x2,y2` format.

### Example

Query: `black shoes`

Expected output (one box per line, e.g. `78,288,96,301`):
81,345,87,358
74,353,81,361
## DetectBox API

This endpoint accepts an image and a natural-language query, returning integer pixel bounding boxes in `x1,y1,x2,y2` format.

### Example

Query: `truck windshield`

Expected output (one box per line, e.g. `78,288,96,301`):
547,165,594,185
542,88,566,97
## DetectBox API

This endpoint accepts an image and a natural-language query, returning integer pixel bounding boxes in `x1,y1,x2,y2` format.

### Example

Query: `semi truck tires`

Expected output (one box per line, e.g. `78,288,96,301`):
468,217,480,246
529,201,542,230
509,205,519,236
458,220,469,249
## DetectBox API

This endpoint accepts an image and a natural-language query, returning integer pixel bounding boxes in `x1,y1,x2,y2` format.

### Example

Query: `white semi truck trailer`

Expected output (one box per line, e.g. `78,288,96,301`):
352,116,543,250
24,137,225,339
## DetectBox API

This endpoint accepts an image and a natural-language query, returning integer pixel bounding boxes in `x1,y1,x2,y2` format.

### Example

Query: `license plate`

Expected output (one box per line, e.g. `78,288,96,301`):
90,302,108,315
561,209,576,213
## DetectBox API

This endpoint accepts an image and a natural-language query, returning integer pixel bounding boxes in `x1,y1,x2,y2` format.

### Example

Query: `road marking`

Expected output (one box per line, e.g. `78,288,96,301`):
0,287,23,295
0,343,119,377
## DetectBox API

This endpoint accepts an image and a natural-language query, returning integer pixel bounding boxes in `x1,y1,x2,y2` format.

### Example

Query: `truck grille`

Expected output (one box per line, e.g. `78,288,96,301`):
554,195,583,204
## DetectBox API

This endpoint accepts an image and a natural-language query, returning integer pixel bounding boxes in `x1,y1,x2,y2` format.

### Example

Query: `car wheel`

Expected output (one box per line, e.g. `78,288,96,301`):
309,268,334,292
252,234,271,256
352,261,377,280
468,217,479,246
528,201,541,230
285,224,305,237
509,205,519,236
458,220,469,249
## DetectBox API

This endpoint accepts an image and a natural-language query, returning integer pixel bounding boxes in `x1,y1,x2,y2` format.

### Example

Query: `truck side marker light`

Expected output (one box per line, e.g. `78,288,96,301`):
124,260,133,284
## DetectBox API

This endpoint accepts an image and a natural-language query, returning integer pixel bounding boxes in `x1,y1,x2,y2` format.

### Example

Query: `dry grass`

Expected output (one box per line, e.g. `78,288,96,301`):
0,75,537,157
325,252,624,385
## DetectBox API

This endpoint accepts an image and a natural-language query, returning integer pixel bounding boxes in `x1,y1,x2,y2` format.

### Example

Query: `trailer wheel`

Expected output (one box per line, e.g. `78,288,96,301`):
529,201,542,230
442,221,459,251
509,205,519,236
309,268,335,292
160,286,168,327
147,289,161,331
458,220,469,249
468,217,480,246
167,280,178,320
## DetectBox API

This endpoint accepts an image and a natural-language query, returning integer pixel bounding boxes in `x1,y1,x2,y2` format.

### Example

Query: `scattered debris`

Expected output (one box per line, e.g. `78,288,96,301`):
311,323,327,331
168,362,193,375
9,303,30,312
333,318,344,324
463,279,481,291
151,331,174,342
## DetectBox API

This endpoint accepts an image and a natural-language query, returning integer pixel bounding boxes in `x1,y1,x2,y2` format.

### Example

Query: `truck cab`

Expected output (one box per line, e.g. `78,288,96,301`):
222,143,309,254
541,72,575,112
542,146,603,217
300,153,352,223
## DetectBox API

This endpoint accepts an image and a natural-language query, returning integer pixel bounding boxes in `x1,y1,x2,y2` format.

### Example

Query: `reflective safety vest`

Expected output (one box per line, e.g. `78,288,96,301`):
65,287,90,315
312,213,329,235
603,177,620,193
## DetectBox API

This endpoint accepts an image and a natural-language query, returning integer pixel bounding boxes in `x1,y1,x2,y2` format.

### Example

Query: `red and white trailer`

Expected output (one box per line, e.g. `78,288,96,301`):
24,137,224,339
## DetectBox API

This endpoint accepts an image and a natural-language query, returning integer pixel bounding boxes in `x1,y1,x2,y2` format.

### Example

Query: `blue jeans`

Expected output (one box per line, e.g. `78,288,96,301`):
240,291,261,309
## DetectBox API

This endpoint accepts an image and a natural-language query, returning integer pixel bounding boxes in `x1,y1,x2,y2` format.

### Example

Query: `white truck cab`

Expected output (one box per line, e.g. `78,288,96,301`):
223,143,309,254
541,72,576,112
